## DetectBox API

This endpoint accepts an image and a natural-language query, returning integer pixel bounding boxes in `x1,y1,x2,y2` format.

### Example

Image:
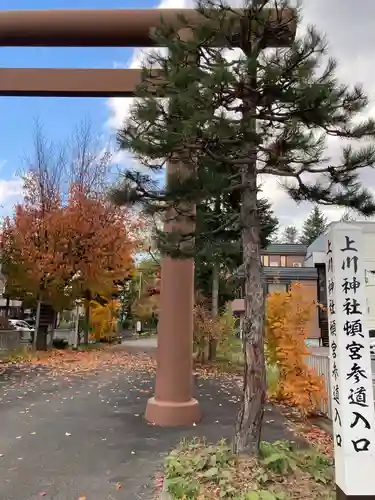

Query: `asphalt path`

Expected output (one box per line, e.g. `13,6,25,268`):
0,347,303,500
0,360,231,500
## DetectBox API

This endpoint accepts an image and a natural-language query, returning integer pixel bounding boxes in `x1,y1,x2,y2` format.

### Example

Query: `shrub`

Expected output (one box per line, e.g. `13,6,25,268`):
217,306,240,359
265,283,326,416
193,298,221,363
163,439,334,499
193,298,238,364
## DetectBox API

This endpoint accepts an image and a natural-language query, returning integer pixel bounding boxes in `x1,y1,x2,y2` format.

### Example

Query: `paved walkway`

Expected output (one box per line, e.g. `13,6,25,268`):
121,336,157,350
0,348,299,500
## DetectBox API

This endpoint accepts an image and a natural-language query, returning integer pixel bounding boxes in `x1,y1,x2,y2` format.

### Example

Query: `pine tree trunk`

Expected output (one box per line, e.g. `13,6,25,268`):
233,163,266,455
233,77,266,455
208,264,219,361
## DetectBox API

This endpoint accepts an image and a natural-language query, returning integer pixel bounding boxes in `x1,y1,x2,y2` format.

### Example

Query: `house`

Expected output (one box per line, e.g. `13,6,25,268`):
231,243,321,346
305,221,375,344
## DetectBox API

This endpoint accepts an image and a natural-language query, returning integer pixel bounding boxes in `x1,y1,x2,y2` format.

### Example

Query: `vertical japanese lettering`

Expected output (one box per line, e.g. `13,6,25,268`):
326,228,375,462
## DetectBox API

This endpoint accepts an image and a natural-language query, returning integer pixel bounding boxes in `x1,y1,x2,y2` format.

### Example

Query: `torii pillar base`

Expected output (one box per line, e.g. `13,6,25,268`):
145,256,201,427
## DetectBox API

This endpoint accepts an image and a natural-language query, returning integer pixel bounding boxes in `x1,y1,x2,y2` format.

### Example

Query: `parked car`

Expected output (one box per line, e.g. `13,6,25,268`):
8,319,34,342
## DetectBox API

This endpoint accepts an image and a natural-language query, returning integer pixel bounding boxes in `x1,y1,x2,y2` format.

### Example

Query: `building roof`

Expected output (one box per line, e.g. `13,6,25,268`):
234,265,318,281
261,243,307,256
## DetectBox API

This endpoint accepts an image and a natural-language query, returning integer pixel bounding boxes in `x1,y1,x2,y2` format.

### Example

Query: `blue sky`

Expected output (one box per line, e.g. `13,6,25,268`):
0,0,369,229
0,0,159,215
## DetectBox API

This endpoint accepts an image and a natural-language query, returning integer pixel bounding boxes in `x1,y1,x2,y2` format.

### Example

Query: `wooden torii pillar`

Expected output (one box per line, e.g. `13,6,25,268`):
0,8,295,427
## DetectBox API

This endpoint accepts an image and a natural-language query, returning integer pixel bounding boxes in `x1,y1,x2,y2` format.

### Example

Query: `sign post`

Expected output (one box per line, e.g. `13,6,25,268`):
325,223,375,499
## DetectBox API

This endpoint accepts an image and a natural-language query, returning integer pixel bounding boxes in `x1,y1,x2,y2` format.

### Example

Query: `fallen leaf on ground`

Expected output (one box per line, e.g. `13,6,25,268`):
275,402,333,457
154,472,164,491
17,348,157,377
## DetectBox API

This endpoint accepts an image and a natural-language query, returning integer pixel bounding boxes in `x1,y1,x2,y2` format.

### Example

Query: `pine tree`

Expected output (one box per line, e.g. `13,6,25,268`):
282,225,299,244
195,196,278,299
299,206,328,246
195,195,278,362
111,1,375,454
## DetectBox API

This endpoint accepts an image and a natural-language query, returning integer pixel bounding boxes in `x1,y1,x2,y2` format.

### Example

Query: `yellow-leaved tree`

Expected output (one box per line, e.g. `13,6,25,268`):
265,283,326,416
90,299,120,342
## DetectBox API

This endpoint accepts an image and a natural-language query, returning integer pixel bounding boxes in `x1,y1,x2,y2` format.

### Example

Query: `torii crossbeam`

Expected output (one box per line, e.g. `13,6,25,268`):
0,8,295,427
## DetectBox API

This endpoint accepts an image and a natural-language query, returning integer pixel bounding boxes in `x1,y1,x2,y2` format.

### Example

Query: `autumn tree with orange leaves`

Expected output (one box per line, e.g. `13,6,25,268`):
2,205,70,309
59,186,137,343
1,121,68,333
265,283,326,416
1,119,138,348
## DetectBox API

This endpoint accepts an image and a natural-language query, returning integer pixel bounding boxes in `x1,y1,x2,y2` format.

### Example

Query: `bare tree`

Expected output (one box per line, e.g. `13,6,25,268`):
66,118,112,198
22,118,66,212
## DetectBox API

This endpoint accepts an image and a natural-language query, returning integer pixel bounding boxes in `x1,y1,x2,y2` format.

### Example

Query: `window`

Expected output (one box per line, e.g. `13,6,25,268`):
262,255,269,266
280,256,287,267
269,256,280,266
267,283,288,294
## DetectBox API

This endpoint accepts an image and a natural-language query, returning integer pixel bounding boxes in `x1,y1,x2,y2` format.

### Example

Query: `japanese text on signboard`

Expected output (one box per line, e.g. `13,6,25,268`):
326,233,372,452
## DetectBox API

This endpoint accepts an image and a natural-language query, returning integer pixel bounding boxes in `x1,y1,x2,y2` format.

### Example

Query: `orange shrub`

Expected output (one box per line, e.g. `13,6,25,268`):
265,282,327,416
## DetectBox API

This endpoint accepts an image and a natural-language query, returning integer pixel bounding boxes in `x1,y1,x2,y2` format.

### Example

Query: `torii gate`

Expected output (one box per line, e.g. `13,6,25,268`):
0,8,295,427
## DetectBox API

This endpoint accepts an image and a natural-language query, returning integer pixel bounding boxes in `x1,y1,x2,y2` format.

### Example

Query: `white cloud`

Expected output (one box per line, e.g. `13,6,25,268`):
107,0,375,230
0,177,23,217
107,0,189,131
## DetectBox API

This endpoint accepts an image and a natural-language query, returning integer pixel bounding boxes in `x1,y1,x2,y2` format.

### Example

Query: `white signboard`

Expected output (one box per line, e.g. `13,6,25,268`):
325,223,375,496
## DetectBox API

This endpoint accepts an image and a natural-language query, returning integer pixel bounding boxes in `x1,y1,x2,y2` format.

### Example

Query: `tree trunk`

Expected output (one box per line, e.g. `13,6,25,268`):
233,71,266,453
74,303,80,348
36,325,48,351
48,311,58,349
208,264,219,361
233,161,266,455
33,299,42,351
83,299,90,345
